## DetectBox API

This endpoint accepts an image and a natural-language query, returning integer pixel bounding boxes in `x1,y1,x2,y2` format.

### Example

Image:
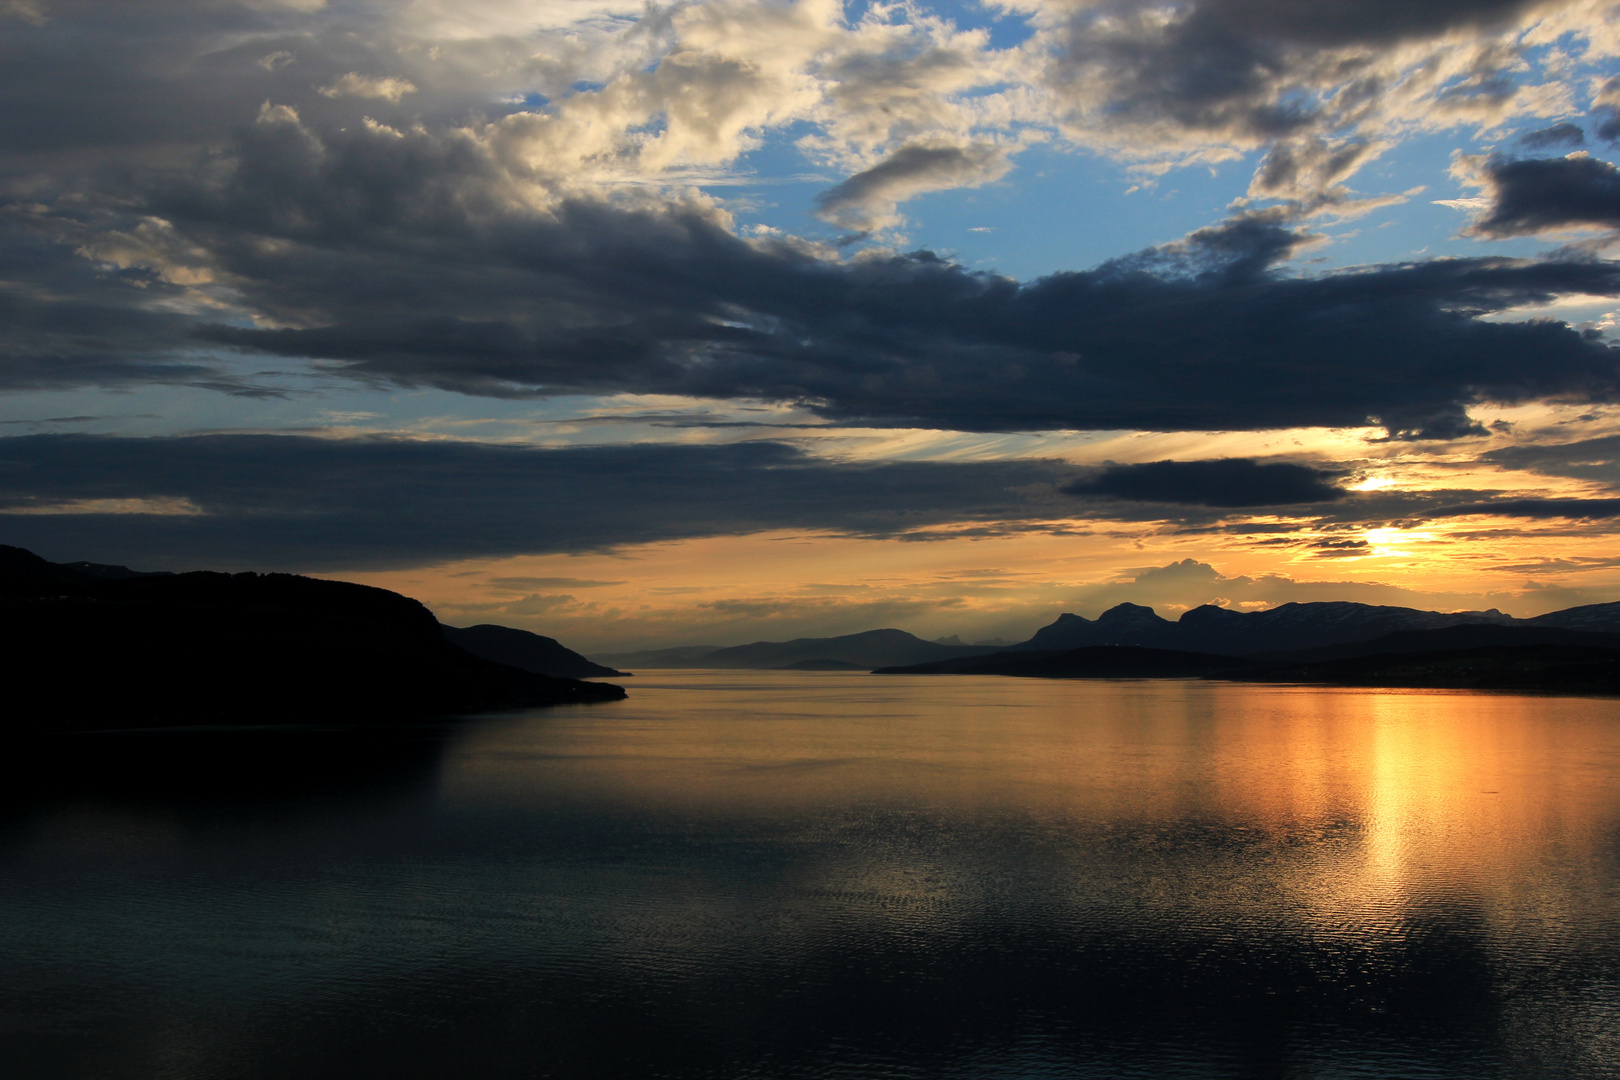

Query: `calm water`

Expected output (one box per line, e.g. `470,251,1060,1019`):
4,672,1620,1079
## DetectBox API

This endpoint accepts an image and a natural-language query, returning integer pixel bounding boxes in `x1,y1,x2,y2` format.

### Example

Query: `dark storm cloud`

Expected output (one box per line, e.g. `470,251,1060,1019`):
1466,152,1620,236
24,110,1602,440
0,204,228,389
6,433,1610,569
3,3,1618,440
1175,0,1538,47
1061,458,1347,507
18,108,1620,439
184,149,1620,440
0,434,1076,570
1038,0,1541,146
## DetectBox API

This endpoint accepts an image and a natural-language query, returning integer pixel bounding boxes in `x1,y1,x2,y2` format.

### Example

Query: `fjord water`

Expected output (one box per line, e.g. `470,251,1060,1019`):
4,673,1620,1079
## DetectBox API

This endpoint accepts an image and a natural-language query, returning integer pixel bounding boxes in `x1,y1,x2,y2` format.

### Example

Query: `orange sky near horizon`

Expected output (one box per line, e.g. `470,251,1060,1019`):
342,508,1620,653
320,405,1620,653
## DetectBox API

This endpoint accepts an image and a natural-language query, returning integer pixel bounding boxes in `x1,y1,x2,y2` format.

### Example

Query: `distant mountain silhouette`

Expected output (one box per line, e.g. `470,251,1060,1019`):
1,545,624,730
876,646,1257,679
596,597,1620,678
878,622,1620,696
1527,600,1620,633
1009,600,1525,655
443,624,626,678
598,628,998,670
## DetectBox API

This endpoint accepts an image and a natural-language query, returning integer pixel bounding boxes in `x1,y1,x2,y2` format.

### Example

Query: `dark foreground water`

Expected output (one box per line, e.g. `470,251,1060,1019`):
4,673,1620,1079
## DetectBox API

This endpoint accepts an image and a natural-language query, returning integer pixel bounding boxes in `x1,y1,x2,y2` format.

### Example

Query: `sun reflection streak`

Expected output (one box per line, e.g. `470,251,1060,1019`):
443,676,1620,950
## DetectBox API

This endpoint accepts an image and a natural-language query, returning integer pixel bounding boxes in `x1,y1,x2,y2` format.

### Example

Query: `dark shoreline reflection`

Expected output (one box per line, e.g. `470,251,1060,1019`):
4,676,1620,1078
2,725,454,810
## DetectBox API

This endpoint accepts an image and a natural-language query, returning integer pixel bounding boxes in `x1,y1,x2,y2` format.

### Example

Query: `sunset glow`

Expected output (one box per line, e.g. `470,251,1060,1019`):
6,0,1620,649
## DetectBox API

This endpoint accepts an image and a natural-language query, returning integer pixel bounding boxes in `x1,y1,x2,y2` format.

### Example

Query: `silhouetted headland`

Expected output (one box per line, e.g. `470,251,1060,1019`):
1,545,624,730
442,623,628,678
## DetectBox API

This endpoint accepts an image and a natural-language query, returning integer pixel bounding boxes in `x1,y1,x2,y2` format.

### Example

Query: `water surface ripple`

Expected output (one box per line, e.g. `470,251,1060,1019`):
4,673,1619,1078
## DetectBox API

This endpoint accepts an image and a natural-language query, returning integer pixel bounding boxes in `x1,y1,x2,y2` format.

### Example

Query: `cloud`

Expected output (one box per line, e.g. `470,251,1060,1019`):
1483,433,1620,481
4,0,1620,443
1062,458,1348,507
1023,0,1570,179
1429,496,1620,518
813,141,1015,233
1456,151,1620,236
0,434,1078,570
1516,122,1587,150
173,129,1620,439
1,0,45,25
14,104,1620,439
318,74,417,101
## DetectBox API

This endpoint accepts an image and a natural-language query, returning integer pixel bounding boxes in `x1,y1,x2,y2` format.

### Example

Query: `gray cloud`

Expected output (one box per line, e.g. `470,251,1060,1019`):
1036,0,1548,158
3,432,1610,574
813,141,1013,232
1062,458,1347,507
0,0,606,172
10,108,1619,440
1430,496,1620,518
3,1,1618,445
1516,122,1587,150
1465,152,1620,237
24,182,1620,438
0,434,1076,570
1171,0,1540,48
1484,434,1620,481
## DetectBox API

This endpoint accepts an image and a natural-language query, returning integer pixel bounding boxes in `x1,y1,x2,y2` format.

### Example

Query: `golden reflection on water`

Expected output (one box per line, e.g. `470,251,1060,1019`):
442,673,1620,935
9,672,1620,1078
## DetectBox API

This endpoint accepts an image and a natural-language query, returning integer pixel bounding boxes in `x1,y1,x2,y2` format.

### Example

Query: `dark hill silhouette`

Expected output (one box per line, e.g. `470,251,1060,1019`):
599,628,997,670
443,624,625,678
1010,600,1520,655
1528,600,1620,633
1,545,624,730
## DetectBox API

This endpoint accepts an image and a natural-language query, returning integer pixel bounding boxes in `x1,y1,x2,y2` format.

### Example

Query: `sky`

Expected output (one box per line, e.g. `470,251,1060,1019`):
8,0,1620,651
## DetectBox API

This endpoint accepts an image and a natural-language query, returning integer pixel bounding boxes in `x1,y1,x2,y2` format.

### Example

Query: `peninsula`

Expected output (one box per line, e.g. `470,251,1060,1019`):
2,545,625,730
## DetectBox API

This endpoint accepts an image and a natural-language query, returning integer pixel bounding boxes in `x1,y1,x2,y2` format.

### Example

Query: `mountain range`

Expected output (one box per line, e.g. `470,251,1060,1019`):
1004,599,1620,655
593,598,1620,670
595,629,998,671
